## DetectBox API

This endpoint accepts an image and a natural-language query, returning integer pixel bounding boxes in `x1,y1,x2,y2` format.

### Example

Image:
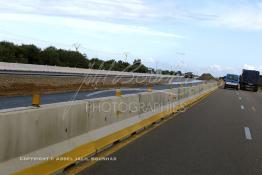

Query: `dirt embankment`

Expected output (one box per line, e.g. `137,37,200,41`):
0,75,169,97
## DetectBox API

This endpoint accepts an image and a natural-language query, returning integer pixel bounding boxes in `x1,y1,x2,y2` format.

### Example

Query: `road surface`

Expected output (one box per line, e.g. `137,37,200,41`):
79,88,262,175
0,81,202,110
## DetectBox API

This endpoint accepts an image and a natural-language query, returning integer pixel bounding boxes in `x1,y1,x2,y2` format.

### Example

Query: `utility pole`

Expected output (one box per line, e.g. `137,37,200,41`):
73,43,81,52
155,61,158,74
123,52,129,62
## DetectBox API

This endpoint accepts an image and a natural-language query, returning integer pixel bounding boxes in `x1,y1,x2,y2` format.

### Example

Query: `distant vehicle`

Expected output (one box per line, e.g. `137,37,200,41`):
240,69,260,92
184,72,193,78
224,74,239,90
175,71,182,76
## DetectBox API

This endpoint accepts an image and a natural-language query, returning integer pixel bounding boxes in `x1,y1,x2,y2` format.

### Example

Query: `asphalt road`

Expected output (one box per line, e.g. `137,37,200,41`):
79,88,262,175
0,81,202,110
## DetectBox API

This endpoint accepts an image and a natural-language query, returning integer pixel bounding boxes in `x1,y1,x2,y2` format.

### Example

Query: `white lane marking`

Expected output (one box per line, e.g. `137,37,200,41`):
244,127,252,140
241,105,245,110
238,97,242,100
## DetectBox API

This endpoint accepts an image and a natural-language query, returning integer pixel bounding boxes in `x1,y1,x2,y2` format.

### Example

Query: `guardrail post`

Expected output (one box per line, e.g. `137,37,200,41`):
115,88,122,97
147,85,153,92
32,94,41,107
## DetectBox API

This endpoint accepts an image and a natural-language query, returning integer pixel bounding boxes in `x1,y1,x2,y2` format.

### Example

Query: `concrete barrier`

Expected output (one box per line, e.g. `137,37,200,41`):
0,82,218,175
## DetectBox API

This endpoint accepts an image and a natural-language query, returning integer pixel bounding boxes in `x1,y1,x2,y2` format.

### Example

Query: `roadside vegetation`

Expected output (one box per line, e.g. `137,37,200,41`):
0,41,177,75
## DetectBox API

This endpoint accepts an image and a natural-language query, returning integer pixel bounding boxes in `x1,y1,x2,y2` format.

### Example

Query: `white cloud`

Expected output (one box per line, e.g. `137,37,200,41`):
0,0,185,40
242,64,262,72
209,64,222,72
176,1,260,31
141,57,155,64
1,0,262,31
243,64,256,70
206,64,262,77
211,3,262,30
0,0,212,22
207,64,239,76
0,13,184,38
0,0,153,20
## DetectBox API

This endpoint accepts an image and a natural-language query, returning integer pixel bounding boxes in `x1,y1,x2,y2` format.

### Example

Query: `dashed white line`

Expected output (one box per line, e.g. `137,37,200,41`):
241,105,245,110
244,127,252,140
238,97,242,100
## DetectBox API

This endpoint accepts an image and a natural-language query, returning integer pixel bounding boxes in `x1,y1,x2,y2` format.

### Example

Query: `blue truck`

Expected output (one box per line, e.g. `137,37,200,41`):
240,69,260,92
224,74,240,90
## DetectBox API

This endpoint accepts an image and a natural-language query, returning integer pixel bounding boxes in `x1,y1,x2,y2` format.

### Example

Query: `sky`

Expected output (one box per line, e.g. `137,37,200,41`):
0,0,262,76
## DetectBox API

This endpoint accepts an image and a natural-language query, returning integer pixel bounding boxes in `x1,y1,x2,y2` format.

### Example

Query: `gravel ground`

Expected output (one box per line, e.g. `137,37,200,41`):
0,74,167,97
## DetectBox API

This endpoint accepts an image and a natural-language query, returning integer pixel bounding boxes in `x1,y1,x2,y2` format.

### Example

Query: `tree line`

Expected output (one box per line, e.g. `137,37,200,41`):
0,41,178,74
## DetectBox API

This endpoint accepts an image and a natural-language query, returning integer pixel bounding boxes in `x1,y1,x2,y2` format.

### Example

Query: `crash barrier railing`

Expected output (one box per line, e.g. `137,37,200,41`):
0,81,218,175
28,80,204,107
0,62,182,78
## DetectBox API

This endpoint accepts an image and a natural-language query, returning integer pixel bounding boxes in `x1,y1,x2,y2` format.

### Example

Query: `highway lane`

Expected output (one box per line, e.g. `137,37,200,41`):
78,88,262,175
0,81,202,110
0,88,146,110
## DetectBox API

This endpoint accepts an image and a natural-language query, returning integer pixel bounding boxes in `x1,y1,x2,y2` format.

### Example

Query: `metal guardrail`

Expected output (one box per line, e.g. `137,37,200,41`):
0,62,183,78
0,70,151,78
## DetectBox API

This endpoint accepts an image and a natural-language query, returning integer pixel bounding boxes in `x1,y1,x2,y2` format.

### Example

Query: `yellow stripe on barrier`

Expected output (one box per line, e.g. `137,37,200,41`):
13,87,218,175
14,142,96,175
